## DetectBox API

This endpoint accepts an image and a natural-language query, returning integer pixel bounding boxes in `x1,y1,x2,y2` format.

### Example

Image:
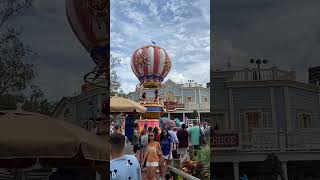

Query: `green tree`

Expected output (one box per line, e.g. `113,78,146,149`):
0,0,35,95
110,55,121,95
257,153,284,180
190,110,199,119
110,55,128,97
22,85,56,115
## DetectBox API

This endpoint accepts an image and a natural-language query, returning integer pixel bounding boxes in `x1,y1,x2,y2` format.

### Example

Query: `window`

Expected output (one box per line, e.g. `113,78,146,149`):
298,113,312,128
243,112,262,131
247,112,261,129
212,113,224,130
186,96,192,102
202,96,208,102
63,109,70,121
241,110,272,131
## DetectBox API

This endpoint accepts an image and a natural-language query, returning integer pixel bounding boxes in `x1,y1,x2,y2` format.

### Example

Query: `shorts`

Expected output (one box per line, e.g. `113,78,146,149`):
163,153,172,160
146,162,159,167
177,147,188,155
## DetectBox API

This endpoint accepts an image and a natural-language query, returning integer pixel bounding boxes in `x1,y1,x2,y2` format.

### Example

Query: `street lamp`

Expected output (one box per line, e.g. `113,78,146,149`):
250,58,268,80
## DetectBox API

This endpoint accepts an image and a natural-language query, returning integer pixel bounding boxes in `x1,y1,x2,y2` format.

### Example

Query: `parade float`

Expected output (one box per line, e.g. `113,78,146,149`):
130,45,172,131
66,0,109,89
66,0,110,135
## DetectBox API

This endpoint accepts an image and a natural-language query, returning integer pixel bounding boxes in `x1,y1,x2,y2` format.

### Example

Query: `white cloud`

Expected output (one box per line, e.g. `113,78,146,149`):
111,0,210,93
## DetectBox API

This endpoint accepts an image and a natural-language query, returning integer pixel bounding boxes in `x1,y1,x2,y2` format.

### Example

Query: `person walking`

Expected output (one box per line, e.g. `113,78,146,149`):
132,123,141,156
110,133,141,180
177,124,189,163
188,121,201,157
168,126,179,159
141,132,163,180
142,123,148,134
160,129,173,177
140,130,149,172
153,127,160,142
113,124,122,134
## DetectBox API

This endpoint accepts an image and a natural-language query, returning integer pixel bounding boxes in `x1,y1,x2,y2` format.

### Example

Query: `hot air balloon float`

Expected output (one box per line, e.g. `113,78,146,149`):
66,0,109,88
131,45,172,131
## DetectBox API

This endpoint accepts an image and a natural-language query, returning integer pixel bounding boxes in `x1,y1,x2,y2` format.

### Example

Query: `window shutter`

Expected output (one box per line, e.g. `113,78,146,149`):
298,113,303,128
262,112,272,128
240,112,246,132
307,114,312,128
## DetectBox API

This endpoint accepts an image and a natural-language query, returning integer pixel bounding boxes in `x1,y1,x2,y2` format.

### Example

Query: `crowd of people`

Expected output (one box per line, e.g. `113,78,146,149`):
109,120,210,180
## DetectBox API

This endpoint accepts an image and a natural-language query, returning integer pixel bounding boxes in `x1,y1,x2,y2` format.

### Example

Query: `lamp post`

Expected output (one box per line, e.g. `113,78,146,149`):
250,58,268,80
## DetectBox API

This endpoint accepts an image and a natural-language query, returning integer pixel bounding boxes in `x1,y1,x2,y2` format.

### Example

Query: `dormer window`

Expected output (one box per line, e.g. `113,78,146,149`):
298,112,312,128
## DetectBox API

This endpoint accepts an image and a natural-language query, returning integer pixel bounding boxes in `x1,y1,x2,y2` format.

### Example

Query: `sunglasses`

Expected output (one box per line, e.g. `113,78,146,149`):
149,134,154,137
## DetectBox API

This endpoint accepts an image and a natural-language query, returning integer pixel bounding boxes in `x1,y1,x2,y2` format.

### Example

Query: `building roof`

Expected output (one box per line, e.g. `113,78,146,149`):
51,88,106,117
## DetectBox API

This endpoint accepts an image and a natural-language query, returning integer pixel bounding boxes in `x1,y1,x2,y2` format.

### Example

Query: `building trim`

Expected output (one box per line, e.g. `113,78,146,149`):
225,80,320,93
270,87,277,129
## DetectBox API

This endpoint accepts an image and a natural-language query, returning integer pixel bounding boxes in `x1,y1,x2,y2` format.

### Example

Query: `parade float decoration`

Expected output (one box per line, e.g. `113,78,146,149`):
66,0,109,135
66,0,109,88
130,44,172,130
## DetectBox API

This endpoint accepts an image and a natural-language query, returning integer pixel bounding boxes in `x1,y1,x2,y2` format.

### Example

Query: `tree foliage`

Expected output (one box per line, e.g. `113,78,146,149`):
110,55,127,97
110,55,121,94
22,85,57,115
0,0,35,95
190,110,199,119
257,153,284,180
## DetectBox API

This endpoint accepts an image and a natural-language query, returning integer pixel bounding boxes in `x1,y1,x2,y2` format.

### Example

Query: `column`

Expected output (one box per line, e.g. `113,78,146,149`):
96,172,101,180
199,88,202,104
199,88,202,110
181,87,184,103
229,89,235,130
282,161,288,180
233,161,239,180
194,89,197,105
168,113,171,119
183,113,186,122
284,86,291,130
270,87,277,129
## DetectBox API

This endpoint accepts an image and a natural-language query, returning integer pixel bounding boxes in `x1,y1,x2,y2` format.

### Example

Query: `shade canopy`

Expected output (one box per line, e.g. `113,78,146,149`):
110,96,147,113
0,110,109,169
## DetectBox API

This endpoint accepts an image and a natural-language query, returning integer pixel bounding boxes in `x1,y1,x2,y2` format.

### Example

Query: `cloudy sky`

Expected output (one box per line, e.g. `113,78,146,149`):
5,0,93,101
213,0,320,83
111,0,210,93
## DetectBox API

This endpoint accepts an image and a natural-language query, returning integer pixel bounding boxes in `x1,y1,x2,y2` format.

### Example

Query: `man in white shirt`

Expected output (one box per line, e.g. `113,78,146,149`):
168,126,179,159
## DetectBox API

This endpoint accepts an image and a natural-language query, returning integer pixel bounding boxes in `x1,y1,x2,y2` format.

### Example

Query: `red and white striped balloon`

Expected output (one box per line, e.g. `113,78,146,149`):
131,45,172,88
66,0,109,52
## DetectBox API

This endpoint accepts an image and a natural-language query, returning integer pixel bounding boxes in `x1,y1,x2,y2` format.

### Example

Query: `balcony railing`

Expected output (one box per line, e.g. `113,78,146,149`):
231,67,296,81
287,129,320,150
213,129,320,152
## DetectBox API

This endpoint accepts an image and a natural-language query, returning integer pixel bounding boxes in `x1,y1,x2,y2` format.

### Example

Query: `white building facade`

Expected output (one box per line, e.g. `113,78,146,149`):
128,79,210,121
212,67,320,180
